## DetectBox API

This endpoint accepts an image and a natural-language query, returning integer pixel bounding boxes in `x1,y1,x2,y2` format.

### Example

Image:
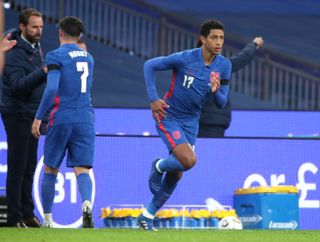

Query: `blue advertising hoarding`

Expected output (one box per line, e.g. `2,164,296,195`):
94,109,320,137
1,135,319,229
1,109,319,137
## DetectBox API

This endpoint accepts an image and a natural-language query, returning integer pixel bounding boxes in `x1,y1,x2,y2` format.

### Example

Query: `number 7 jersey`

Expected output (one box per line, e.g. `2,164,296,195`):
45,43,94,126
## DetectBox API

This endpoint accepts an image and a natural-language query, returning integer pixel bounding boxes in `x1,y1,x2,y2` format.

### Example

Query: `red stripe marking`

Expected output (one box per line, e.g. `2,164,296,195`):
158,120,176,149
49,95,60,126
159,71,177,149
163,92,168,101
167,71,176,98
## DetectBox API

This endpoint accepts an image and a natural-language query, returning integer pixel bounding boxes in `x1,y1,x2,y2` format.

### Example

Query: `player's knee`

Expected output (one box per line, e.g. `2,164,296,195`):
44,165,59,175
187,155,197,170
74,167,90,176
180,154,197,170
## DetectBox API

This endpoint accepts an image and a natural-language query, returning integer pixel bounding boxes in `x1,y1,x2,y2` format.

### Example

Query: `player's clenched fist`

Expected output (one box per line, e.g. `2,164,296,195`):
210,71,220,93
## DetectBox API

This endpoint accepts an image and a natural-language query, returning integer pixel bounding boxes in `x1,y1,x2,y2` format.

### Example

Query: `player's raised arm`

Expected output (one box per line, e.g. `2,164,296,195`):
214,59,231,108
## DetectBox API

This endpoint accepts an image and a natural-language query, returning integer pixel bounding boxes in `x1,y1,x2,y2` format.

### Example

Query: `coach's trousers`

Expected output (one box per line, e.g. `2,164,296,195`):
1,113,38,226
197,123,226,138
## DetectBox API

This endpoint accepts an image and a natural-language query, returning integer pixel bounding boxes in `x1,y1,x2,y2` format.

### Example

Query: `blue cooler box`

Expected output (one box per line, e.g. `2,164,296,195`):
234,186,299,230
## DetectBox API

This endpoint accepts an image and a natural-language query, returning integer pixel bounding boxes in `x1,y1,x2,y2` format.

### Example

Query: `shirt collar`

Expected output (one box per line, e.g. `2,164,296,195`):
21,34,39,48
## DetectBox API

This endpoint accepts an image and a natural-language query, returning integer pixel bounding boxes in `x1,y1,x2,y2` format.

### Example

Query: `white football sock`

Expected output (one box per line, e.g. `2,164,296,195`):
82,200,93,211
44,213,53,223
156,159,164,173
142,209,155,219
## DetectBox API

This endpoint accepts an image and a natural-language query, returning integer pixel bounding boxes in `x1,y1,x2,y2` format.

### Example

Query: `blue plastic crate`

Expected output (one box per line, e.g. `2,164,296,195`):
233,186,299,230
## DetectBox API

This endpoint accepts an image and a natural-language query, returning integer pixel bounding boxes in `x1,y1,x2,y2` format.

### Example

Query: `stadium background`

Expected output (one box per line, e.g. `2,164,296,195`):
1,110,320,229
1,0,320,230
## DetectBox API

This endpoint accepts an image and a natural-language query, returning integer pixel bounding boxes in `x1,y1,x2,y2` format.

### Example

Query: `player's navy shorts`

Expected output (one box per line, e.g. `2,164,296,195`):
156,116,198,152
44,123,95,168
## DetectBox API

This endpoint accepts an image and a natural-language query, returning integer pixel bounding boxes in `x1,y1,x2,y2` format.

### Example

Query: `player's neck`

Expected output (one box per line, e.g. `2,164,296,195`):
60,39,77,46
201,47,216,66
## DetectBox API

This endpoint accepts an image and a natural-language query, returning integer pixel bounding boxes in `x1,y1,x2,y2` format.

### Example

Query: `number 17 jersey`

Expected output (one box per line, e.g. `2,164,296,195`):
45,43,94,126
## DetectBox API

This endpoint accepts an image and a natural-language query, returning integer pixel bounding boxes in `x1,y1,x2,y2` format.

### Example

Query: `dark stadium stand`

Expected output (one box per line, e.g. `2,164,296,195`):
142,0,320,66
2,6,294,109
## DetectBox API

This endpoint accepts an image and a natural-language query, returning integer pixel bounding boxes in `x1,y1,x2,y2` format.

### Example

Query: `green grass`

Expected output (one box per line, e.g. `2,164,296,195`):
0,228,319,242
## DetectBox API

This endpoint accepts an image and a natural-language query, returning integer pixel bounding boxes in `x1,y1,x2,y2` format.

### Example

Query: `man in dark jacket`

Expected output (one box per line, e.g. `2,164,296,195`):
0,8,47,227
198,37,264,138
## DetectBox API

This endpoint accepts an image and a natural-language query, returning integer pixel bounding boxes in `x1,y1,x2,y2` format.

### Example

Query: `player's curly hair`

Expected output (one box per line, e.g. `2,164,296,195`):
59,16,84,37
200,19,224,38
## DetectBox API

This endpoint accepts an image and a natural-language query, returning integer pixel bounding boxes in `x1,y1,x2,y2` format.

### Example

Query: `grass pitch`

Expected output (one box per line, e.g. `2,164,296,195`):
0,228,319,242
